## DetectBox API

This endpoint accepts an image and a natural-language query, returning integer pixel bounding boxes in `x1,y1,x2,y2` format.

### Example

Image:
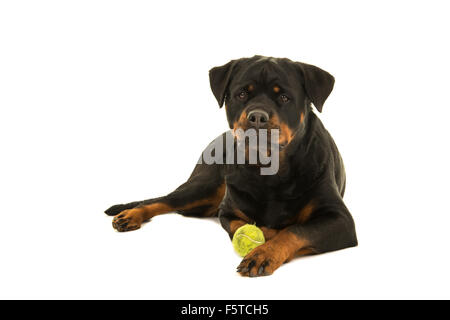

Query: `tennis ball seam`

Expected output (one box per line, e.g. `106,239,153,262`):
232,224,266,257
234,233,264,244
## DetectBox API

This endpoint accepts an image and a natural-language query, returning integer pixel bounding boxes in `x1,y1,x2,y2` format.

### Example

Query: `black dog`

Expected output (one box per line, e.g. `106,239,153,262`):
105,55,357,277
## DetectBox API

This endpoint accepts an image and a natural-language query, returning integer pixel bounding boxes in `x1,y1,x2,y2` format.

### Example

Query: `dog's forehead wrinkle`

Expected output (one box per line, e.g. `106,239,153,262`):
234,61,290,89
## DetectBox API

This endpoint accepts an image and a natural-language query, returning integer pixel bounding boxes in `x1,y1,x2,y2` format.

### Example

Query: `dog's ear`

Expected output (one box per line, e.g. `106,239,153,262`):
209,60,238,108
296,62,335,112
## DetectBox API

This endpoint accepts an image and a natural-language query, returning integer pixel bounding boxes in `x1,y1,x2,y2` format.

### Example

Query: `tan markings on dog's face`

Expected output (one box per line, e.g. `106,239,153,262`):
247,84,254,92
233,111,249,133
269,114,294,146
279,123,294,145
273,85,280,93
300,112,305,124
234,110,295,147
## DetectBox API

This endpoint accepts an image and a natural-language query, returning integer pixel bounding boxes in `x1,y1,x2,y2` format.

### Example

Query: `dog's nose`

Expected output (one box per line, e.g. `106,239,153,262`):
247,109,269,128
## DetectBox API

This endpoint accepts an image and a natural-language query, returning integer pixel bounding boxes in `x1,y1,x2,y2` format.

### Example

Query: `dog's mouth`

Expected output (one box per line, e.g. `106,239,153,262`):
231,108,296,155
233,123,292,149
230,127,284,167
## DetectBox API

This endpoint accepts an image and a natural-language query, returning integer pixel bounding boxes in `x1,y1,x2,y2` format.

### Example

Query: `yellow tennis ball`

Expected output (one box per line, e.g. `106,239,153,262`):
232,224,265,257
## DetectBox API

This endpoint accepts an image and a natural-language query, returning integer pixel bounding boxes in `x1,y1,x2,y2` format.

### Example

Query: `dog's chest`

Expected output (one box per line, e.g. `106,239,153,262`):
225,176,308,229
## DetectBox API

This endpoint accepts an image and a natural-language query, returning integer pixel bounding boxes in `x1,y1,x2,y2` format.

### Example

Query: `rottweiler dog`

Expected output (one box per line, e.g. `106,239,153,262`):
105,55,358,277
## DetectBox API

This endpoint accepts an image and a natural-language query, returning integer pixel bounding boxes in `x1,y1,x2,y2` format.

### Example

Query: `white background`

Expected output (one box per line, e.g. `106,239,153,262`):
1,0,449,299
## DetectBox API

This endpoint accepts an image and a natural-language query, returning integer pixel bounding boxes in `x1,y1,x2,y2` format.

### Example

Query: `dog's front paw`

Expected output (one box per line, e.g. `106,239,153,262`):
112,209,144,232
236,243,284,277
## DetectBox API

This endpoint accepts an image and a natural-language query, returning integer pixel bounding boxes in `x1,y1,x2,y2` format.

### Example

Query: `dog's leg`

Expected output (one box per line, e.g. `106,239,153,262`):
219,207,251,239
219,203,280,241
106,163,225,232
236,191,358,277
104,200,155,216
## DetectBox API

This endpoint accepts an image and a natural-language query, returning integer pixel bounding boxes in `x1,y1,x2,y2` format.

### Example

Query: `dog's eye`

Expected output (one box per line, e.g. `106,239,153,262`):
280,94,290,103
237,90,248,100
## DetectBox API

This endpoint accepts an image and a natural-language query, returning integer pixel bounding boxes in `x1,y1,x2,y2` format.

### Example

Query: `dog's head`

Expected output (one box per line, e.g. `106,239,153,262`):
209,55,334,148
